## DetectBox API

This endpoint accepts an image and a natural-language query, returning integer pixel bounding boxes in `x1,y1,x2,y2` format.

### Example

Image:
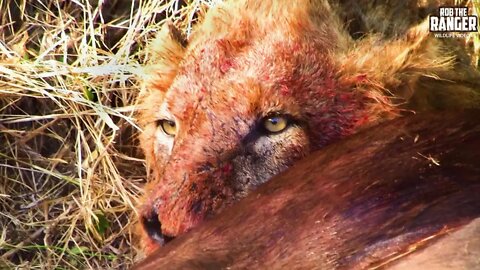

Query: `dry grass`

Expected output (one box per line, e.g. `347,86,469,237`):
0,0,478,269
468,0,480,66
0,0,218,269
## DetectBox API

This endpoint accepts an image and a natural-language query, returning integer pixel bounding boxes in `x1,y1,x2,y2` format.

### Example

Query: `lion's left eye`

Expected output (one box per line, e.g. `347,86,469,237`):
262,115,289,133
157,119,177,136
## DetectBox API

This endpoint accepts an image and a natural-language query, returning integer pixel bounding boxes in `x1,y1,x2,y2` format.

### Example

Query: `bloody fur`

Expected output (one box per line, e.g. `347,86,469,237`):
136,0,480,254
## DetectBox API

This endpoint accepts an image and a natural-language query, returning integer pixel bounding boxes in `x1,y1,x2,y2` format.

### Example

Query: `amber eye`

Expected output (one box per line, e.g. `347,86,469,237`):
158,119,177,136
263,115,288,133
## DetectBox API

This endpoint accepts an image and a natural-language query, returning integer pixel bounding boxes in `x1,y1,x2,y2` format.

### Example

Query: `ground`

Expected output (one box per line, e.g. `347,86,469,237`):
0,0,478,269
0,0,219,268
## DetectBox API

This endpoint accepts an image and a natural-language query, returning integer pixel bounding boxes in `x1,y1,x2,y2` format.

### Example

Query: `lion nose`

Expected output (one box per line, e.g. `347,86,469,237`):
141,208,175,246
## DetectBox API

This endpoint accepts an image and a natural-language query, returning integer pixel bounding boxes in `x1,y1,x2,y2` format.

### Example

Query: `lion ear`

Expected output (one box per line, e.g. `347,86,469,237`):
142,22,189,93
338,19,453,102
149,22,188,59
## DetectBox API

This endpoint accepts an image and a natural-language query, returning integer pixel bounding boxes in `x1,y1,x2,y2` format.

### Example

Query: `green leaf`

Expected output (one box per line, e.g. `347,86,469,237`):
94,213,110,236
70,246,89,255
83,86,98,102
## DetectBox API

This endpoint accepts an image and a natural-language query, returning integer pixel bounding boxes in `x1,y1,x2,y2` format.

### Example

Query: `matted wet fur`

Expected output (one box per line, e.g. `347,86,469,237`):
136,0,480,254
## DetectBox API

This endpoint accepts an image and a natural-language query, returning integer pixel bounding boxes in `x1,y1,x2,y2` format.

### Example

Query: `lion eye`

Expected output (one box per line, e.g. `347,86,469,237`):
263,115,288,133
157,119,177,136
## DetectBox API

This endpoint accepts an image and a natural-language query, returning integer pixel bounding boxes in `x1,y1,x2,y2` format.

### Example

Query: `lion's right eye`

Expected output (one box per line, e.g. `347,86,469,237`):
157,119,177,136
263,115,289,134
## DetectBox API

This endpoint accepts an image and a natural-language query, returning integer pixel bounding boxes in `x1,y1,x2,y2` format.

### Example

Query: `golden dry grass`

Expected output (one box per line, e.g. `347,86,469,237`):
0,0,478,269
0,0,217,269
468,0,480,66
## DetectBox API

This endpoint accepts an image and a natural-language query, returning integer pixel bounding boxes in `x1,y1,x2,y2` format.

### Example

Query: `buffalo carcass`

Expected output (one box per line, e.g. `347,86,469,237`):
134,110,480,269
